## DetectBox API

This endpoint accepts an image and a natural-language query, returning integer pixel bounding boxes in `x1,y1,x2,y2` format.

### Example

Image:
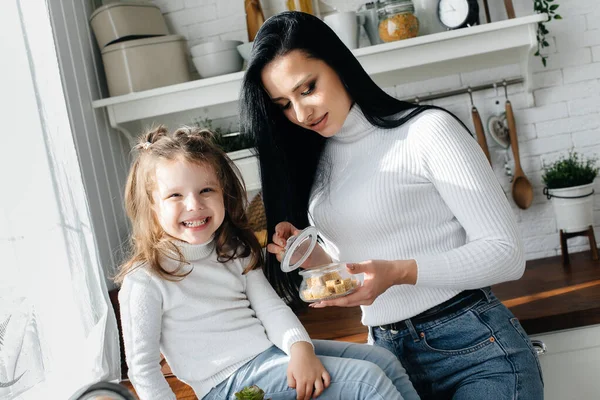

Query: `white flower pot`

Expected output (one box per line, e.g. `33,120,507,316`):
227,148,260,192
545,182,595,233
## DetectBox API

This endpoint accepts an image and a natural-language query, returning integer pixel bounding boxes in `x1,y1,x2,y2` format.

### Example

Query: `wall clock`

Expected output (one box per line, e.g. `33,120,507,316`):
438,0,480,30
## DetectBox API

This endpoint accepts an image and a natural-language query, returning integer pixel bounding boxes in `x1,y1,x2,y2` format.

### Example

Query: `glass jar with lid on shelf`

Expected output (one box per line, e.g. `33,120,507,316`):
378,0,419,42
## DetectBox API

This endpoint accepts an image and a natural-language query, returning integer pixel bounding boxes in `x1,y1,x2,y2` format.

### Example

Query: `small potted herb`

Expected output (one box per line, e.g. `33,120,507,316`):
194,117,255,156
542,151,598,233
234,384,270,400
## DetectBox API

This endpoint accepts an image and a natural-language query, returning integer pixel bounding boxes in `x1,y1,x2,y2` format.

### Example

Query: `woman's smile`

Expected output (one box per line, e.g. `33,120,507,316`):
309,112,328,131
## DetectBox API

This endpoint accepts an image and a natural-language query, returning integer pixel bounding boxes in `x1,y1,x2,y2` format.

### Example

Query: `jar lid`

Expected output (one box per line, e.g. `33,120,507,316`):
380,0,414,13
280,226,318,273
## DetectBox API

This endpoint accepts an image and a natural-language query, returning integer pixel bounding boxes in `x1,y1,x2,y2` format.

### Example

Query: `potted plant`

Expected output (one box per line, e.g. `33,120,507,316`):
194,117,261,191
542,151,598,233
194,117,255,156
235,384,270,399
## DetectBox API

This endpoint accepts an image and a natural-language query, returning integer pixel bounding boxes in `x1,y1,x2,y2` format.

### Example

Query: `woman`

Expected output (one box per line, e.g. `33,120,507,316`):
239,11,544,400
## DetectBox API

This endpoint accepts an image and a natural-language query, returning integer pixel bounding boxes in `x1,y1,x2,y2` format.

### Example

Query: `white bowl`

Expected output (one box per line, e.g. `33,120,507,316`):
190,40,243,57
237,41,254,62
192,49,243,79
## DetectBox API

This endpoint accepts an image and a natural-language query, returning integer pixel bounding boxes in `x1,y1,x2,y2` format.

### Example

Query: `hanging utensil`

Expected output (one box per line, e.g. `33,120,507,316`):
488,100,513,177
482,0,491,23
487,84,510,149
504,0,516,19
487,104,510,149
504,81,533,209
487,84,513,176
468,87,491,166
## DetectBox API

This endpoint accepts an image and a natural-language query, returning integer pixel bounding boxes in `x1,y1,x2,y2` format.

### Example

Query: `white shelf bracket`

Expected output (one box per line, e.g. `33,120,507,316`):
523,21,540,108
107,105,136,143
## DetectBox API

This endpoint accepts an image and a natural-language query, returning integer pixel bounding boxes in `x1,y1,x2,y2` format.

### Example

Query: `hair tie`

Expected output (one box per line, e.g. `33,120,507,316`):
142,142,151,150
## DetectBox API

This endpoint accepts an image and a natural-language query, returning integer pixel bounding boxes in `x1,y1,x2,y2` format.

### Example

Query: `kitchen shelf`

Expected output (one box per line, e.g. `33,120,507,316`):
92,14,545,139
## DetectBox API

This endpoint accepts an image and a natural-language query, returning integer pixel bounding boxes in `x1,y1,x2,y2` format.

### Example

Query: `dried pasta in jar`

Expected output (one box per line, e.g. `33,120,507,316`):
377,0,419,43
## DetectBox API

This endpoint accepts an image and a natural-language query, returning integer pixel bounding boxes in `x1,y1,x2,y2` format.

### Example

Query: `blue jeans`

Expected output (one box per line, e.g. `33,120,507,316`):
203,339,420,400
370,288,544,400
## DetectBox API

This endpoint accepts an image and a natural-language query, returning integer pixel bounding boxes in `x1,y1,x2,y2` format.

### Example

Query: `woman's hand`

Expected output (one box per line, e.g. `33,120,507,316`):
310,259,418,308
266,222,331,268
288,341,330,400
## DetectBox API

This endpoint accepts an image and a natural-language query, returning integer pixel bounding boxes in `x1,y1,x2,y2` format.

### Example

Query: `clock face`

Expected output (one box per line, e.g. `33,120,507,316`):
438,0,469,28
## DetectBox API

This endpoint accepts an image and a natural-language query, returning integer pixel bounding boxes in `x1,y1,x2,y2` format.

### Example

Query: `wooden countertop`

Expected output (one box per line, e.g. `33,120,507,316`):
298,250,600,340
117,251,600,399
492,250,600,335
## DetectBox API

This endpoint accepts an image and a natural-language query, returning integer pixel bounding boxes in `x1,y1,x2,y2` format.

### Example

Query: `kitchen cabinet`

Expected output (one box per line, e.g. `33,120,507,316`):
492,251,600,399
531,325,600,400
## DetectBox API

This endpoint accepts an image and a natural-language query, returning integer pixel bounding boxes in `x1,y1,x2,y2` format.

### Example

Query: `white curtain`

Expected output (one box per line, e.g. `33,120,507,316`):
0,1,120,399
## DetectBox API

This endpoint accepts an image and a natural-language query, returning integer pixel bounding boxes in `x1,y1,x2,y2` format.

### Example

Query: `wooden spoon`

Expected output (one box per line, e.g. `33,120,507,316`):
505,99,533,209
468,89,491,165
482,0,491,23
504,0,516,19
472,105,491,165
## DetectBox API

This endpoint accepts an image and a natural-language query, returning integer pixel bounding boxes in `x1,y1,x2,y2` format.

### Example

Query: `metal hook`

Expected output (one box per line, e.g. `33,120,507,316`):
493,82,498,97
467,86,474,107
503,80,509,100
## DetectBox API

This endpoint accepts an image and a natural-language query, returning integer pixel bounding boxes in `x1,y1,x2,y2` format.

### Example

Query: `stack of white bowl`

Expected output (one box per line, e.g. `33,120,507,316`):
190,40,244,79
236,41,254,63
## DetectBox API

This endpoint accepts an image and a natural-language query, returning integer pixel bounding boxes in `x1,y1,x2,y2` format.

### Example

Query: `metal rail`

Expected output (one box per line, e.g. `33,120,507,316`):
406,77,524,103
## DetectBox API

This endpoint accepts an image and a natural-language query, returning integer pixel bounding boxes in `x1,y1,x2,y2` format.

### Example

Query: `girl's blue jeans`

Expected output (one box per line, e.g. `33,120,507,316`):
370,287,544,400
203,339,420,400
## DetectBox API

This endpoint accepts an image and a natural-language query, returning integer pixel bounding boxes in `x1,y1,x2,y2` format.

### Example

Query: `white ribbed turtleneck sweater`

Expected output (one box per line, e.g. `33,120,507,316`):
119,240,312,400
309,105,525,327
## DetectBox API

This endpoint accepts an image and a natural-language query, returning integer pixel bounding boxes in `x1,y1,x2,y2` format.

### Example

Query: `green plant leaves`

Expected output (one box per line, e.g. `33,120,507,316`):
234,384,267,400
542,152,599,189
534,0,561,67
194,117,254,154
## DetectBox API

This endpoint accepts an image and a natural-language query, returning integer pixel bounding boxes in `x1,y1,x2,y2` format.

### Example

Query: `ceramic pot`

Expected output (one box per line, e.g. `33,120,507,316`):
545,182,595,233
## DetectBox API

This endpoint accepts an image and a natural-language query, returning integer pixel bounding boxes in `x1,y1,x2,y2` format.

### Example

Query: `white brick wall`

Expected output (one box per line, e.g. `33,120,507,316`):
150,0,600,261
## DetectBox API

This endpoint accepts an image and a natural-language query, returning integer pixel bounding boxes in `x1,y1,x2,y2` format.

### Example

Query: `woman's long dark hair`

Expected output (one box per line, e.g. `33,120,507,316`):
239,11,467,309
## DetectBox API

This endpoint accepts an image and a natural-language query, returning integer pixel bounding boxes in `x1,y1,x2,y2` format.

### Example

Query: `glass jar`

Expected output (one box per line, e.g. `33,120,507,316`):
377,0,419,42
280,226,364,303
298,263,363,302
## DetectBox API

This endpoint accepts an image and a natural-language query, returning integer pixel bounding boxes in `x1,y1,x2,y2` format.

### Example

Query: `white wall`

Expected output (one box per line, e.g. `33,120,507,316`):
143,0,600,261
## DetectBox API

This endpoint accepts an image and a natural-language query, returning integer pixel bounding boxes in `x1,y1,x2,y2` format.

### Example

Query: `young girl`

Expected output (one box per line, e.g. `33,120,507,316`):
240,11,544,400
115,125,419,400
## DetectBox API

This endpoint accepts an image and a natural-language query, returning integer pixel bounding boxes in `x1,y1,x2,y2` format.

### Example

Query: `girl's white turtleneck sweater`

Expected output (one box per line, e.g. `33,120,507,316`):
309,105,525,327
119,240,312,400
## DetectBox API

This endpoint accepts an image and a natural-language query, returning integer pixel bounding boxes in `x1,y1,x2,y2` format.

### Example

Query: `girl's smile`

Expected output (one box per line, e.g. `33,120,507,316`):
182,217,210,228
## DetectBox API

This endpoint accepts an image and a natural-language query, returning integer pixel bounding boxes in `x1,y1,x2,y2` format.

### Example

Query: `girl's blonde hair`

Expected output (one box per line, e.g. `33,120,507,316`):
114,125,263,284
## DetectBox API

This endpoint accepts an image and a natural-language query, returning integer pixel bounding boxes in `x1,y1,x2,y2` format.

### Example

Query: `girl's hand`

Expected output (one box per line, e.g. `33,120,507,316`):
267,221,300,261
266,222,331,268
310,259,418,308
288,342,330,400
